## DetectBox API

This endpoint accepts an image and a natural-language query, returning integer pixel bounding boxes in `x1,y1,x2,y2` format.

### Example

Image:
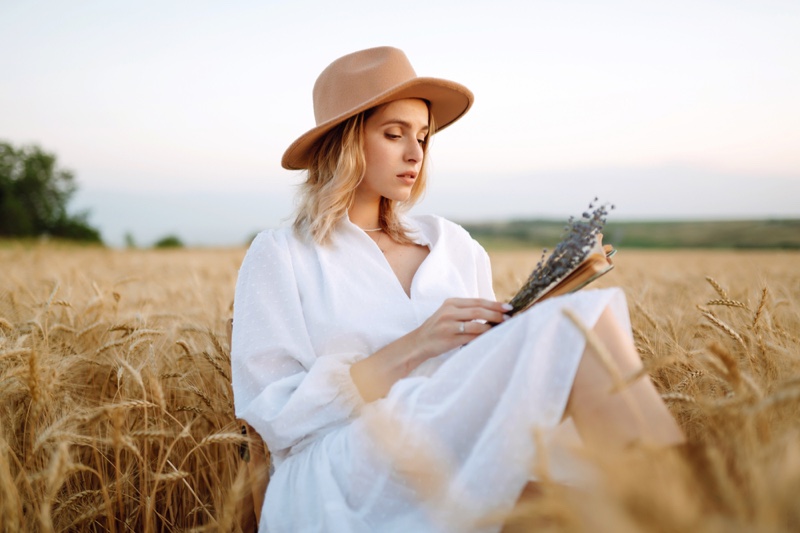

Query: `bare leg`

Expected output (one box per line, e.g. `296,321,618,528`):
565,307,685,449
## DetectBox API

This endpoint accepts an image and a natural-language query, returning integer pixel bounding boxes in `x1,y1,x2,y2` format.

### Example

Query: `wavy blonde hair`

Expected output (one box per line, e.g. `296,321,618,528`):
293,101,435,245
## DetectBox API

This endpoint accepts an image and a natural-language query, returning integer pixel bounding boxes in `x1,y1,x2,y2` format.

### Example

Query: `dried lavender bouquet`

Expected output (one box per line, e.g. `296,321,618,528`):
506,199,614,317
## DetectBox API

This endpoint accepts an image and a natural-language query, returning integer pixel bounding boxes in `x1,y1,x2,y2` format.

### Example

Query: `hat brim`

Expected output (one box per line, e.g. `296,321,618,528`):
281,77,473,170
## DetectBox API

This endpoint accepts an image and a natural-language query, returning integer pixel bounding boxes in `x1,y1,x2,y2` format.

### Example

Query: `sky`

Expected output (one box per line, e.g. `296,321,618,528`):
1,0,798,246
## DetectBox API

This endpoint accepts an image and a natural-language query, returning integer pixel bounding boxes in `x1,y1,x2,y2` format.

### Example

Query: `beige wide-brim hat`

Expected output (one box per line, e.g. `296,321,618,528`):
282,46,474,170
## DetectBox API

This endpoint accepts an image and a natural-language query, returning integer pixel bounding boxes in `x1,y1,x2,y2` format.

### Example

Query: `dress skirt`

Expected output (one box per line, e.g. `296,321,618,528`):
260,287,630,532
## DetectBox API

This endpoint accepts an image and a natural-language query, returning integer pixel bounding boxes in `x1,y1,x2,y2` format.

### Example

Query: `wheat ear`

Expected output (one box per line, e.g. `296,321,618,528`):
705,276,729,299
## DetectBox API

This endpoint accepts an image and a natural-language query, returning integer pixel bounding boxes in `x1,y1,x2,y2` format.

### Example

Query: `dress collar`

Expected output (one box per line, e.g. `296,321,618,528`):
342,212,431,248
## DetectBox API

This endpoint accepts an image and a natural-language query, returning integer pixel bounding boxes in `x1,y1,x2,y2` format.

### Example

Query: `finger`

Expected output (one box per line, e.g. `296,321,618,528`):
449,298,512,313
452,307,509,325
458,321,492,337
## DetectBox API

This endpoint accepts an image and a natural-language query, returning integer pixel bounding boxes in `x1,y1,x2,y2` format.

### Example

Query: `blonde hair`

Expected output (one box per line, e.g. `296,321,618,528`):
293,102,435,245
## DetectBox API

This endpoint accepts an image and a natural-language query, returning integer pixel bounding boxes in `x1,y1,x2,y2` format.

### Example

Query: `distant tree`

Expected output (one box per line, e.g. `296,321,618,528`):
153,235,184,248
124,231,137,248
0,141,102,242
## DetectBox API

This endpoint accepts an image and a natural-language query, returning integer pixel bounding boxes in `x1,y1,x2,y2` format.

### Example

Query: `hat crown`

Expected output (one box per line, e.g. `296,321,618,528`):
312,47,417,126
282,46,472,170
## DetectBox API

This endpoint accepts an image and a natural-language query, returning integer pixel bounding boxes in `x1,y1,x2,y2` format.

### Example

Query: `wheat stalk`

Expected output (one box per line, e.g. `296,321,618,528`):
96,338,127,354
76,320,104,338
98,400,158,417
633,300,660,330
1,347,31,360
753,286,768,329
39,441,71,530
706,299,749,310
215,463,250,533
49,324,76,334
198,433,249,447
175,340,192,357
208,331,228,361
200,351,230,382
129,429,176,439
27,347,42,424
0,437,22,526
54,488,104,518
661,392,698,403
109,323,137,336
185,385,214,410
176,405,205,415
674,369,704,392
697,306,750,357
0,317,14,332
705,276,729,299
63,503,107,529
148,365,167,412
154,470,191,482
707,342,762,398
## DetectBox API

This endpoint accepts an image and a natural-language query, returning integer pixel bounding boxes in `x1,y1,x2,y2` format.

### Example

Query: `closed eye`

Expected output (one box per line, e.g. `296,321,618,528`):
385,133,401,140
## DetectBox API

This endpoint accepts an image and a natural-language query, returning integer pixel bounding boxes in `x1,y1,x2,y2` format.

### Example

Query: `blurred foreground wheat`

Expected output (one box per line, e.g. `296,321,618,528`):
496,249,800,533
1,244,799,531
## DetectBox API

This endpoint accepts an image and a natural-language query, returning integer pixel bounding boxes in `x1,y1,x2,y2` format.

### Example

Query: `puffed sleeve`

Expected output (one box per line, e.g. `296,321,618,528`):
231,231,365,463
473,239,496,301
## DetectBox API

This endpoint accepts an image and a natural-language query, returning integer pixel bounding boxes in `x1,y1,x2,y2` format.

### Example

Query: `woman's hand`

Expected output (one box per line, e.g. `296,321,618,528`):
350,298,511,403
408,298,512,363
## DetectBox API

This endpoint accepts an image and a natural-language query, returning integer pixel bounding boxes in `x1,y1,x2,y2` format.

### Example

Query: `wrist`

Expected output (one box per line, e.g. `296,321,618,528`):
400,329,432,369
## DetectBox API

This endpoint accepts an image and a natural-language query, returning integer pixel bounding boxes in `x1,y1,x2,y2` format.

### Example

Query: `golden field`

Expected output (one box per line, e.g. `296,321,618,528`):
1,243,799,532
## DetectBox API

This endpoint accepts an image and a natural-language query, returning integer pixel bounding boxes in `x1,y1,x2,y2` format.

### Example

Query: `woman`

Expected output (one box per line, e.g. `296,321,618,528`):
232,46,684,532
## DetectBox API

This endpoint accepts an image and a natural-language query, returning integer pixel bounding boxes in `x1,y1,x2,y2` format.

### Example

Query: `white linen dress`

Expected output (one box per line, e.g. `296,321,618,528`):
231,214,630,533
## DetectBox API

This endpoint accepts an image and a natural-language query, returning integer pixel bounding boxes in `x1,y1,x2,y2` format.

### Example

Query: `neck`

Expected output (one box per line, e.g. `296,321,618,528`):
349,194,381,230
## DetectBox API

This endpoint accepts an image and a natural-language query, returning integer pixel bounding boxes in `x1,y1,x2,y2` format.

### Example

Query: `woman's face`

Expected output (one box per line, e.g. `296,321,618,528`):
357,98,429,204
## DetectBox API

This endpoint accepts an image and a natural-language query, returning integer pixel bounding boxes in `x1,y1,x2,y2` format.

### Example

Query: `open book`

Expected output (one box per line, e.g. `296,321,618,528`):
510,238,616,315
499,201,616,320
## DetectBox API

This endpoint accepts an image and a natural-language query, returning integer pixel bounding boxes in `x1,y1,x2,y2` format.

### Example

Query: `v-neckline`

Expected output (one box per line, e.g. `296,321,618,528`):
347,217,432,300
367,235,431,300
385,243,431,299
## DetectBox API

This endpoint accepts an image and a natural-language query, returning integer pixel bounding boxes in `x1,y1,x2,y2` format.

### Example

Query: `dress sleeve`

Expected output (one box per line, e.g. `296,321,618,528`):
231,231,365,460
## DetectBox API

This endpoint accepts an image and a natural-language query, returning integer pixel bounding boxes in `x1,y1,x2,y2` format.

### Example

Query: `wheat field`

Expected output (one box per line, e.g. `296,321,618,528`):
1,243,799,531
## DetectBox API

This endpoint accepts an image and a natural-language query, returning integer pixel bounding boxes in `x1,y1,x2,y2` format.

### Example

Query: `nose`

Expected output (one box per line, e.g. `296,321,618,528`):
405,137,423,163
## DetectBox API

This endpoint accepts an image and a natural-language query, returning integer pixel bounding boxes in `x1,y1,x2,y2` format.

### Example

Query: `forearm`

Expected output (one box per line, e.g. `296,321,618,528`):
350,298,510,403
349,331,429,403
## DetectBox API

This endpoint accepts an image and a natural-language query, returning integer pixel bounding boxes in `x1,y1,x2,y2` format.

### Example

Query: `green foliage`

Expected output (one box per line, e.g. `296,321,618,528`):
464,219,800,250
50,214,103,242
603,219,800,249
0,141,102,243
153,235,184,248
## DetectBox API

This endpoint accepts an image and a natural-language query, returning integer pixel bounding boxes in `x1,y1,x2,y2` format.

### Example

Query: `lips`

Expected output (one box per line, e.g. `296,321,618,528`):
397,171,418,185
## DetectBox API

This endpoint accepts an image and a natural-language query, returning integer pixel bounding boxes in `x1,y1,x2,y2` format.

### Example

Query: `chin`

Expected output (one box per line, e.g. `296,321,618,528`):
379,187,412,203
390,191,413,202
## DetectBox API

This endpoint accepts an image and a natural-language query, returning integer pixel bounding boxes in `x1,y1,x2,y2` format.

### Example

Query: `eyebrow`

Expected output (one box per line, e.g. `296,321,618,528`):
380,119,429,133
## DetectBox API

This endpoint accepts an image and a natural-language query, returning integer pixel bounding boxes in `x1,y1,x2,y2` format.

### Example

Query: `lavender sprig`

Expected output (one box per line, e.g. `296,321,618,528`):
507,199,614,315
